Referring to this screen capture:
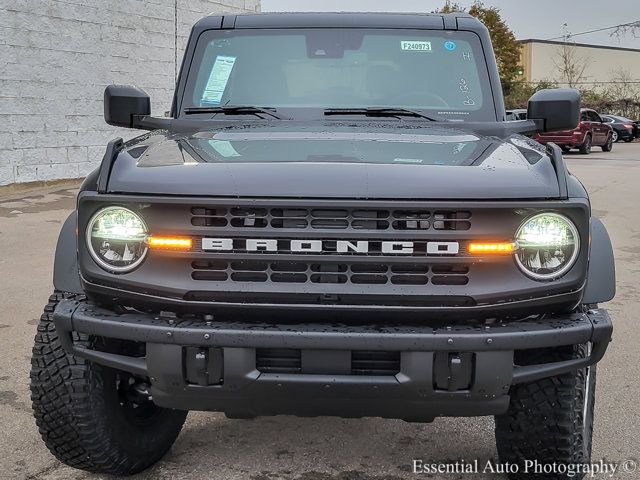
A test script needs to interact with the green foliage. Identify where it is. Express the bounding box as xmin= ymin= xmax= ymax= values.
xmin=504 ymin=81 xmax=555 ymax=109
